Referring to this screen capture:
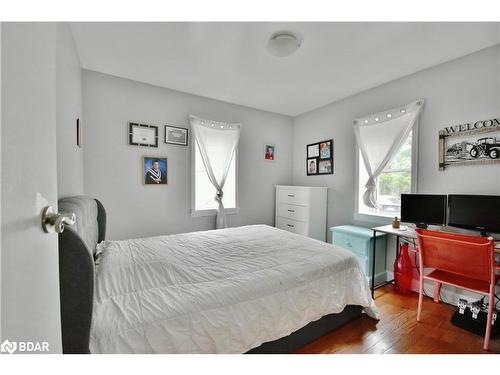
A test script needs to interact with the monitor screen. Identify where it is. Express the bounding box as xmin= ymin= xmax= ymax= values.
xmin=448 ymin=195 xmax=500 ymax=234
xmin=400 ymin=194 xmax=447 ymax=226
